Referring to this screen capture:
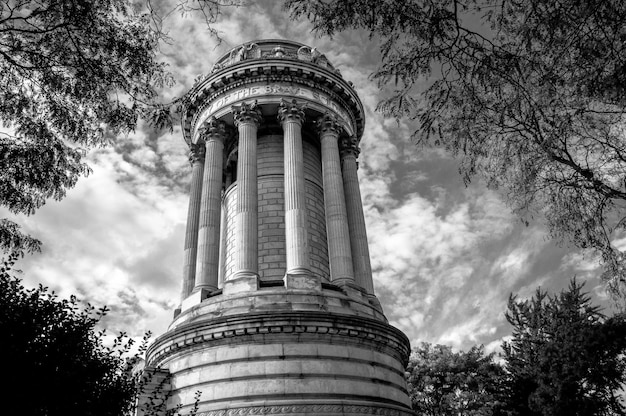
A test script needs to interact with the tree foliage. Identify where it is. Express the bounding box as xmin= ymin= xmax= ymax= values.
xmin=286 ymin=0 xmax=626 ymax=300
xmin=174 ymin=0 xmax=241 ymax=39
xmin=0 ymin=252 xmax=152 ymax=415
xmin=0 ymin=0 xmax=240 ymax=256
xmin=406 ymin=342 xmax=506 ymax=415
xmin=502 ymin=280 xmax=626 ymax=415
xmin=0 ymin=0 xmax=173 ymax=255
